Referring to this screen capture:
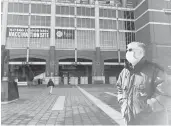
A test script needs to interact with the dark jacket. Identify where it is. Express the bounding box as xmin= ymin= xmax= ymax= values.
xmin=47 ymin=80 xmax=54 ymax=87
xmin=116 ymin=58 xmax=170 ymax=124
